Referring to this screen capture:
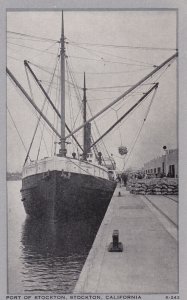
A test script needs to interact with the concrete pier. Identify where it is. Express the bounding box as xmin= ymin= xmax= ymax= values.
xmin=74 ymin=186 xmax=178 ymax=294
